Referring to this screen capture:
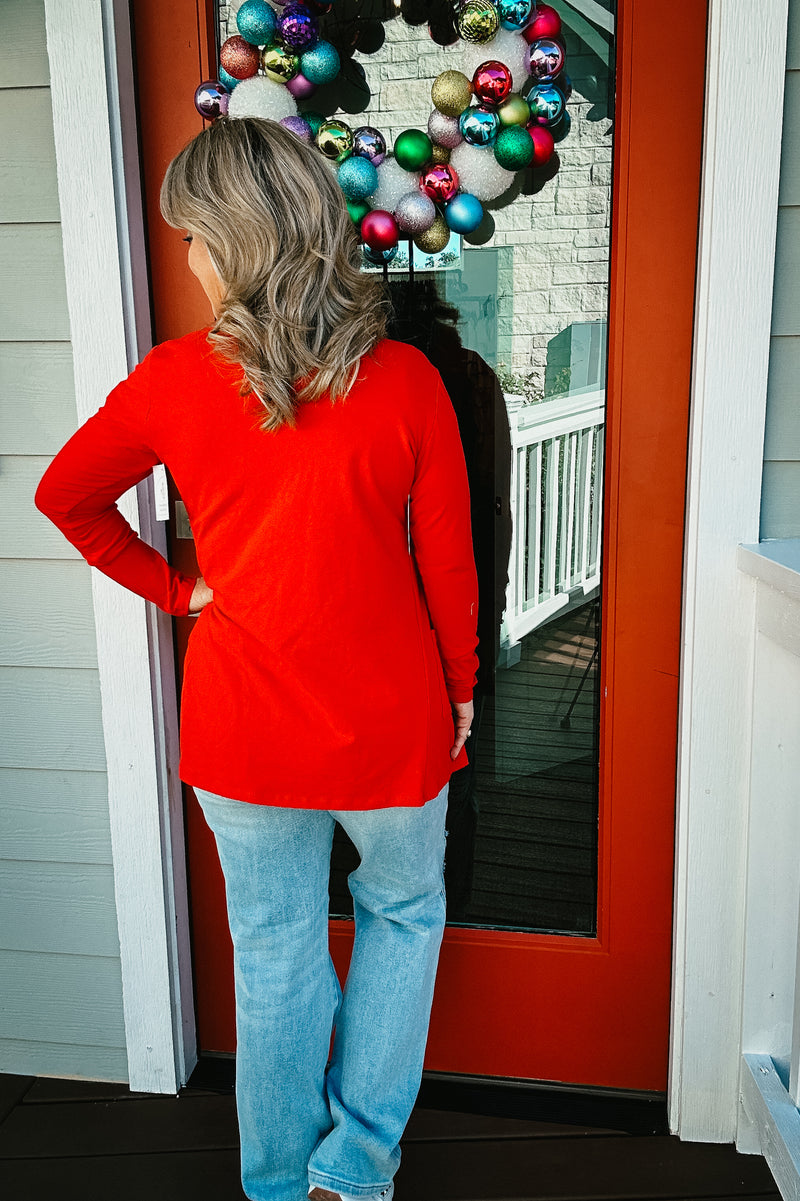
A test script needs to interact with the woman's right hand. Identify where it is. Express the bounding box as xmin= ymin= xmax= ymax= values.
xmin=450 ymin=698 xmax=474 ymax=760
xmin=189 ymin=576 xmax=214 ymax=614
